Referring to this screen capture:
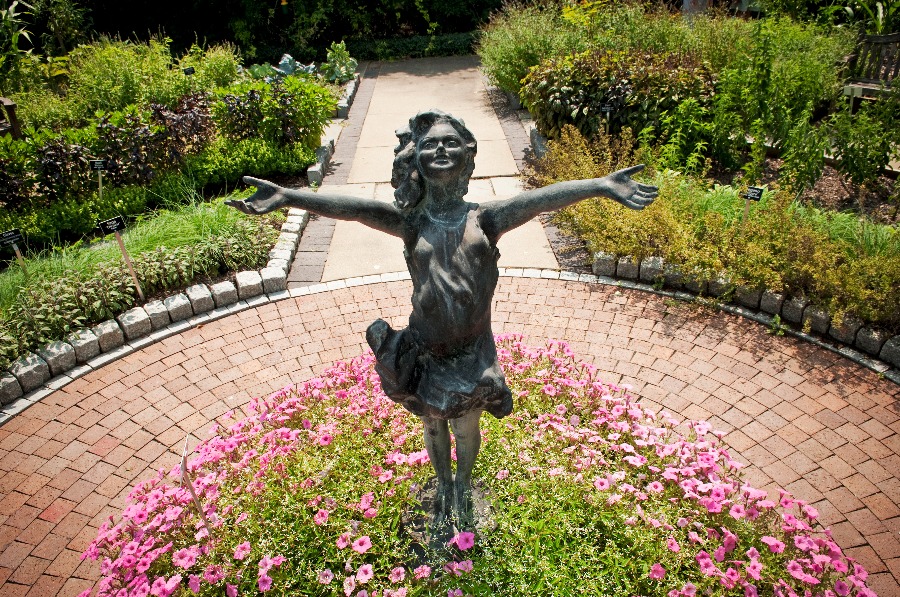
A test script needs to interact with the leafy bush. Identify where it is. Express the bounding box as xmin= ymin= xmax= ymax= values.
xmin=347 ymin=31 xmax=478 ymax=61
xmin=532 ymin=127 xmax=900 ymax=332
xmin=65 ymin=39 xmax=190 ymax=121
xmin=320 ymin=40 xmax=357 ymax=84
xmin=79 ymin=338 xmax=878 ymax=596
xmin=521 ymin=49 xmax=715 ymax=140
xmin=0 ymin=211 xmax=277 ymax=369
xmin=212 ymin=76 xmax=336 ymax=149
xmin=190 ymin=137 xmax=315 ymax=187
xmin=478 ymin=4 xmax=586 ymax=96
xmin=177 ymin=42 xmax=242 ymax=90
